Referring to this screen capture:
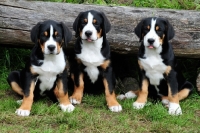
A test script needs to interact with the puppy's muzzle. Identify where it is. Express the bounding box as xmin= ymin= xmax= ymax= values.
xmin=48 ymin=45 xmax=56 ymax=52
xmin=85 ymin=30 xmax=92 ymax=37
xmin=148 ymin=38 xmax=155 ymax=45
